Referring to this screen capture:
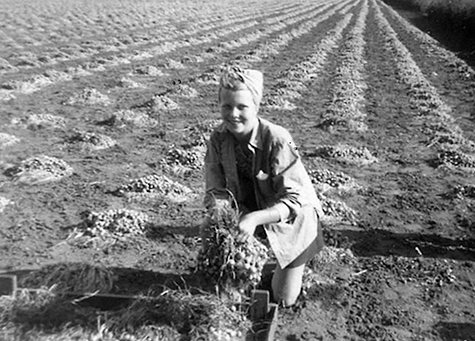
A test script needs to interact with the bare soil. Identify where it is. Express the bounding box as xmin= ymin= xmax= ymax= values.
xmin=0 ymin=0 xmax=474 ymax=340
